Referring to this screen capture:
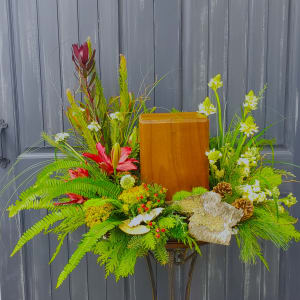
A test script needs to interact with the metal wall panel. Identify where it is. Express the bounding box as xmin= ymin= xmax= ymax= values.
xmin=1 ymin=0 xmax=300 ymax=299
